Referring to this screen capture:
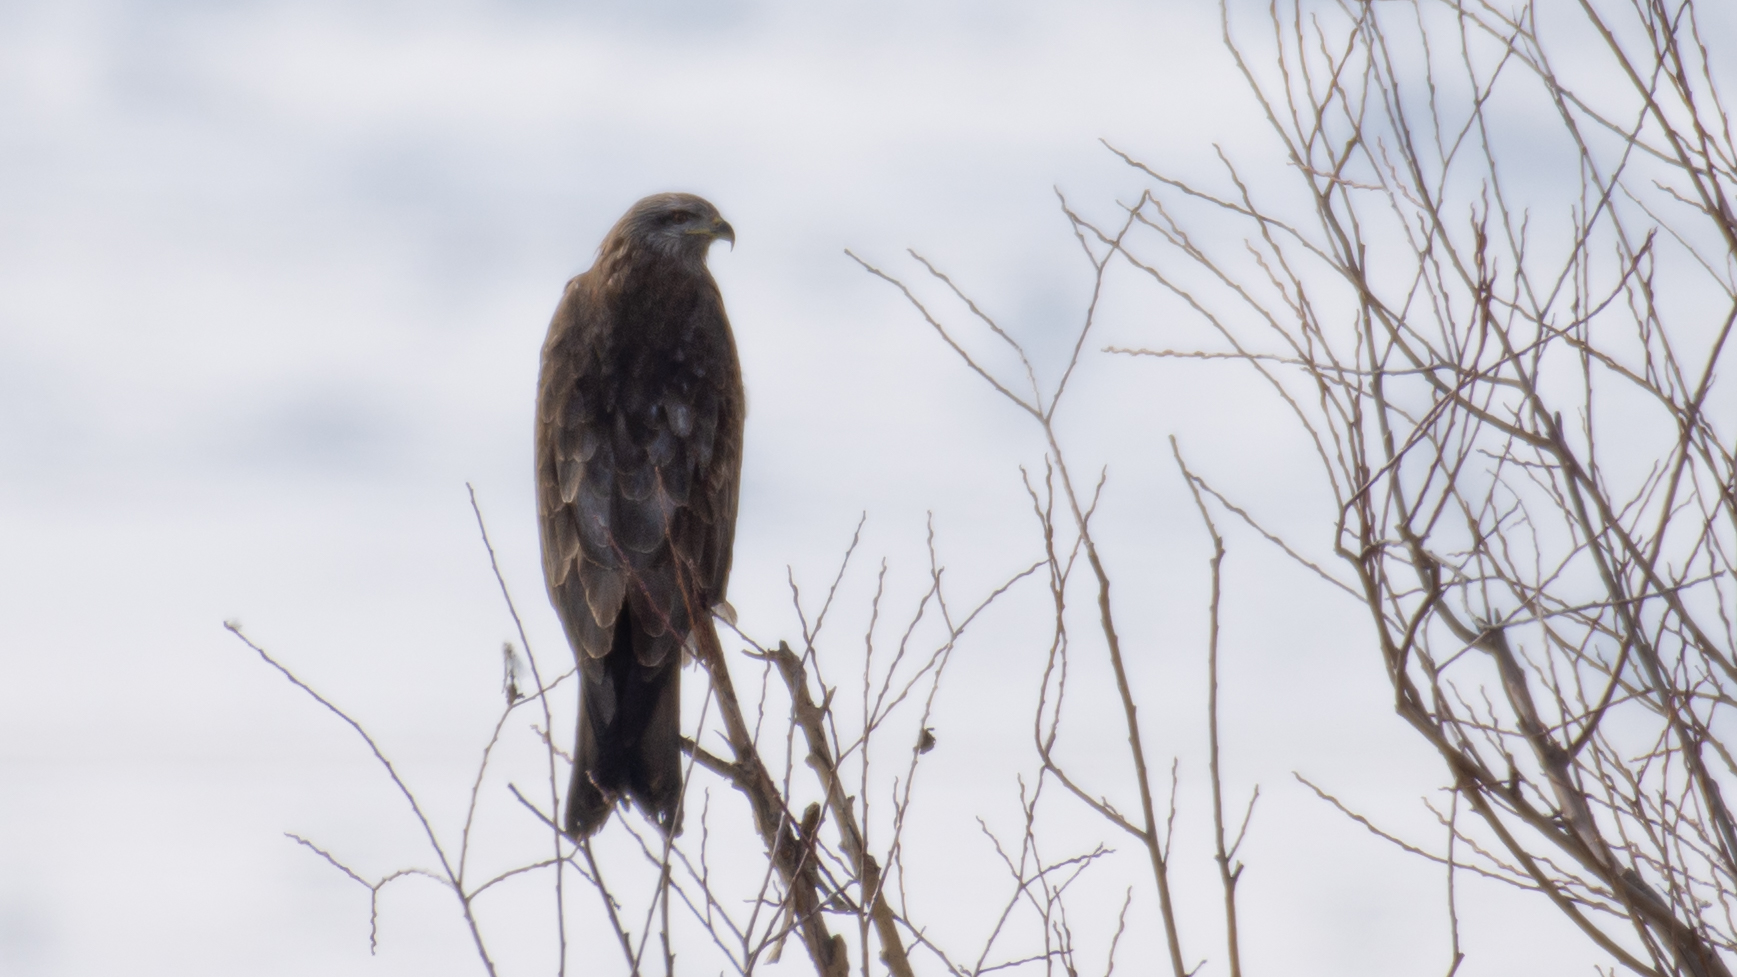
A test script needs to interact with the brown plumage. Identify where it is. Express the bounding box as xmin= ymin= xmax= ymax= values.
xmin=535 ymin=193 xmax=743 ymax=838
